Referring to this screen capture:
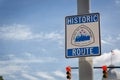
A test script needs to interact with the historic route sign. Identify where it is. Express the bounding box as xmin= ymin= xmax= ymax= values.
xmin=65 ymin=13 xmax=101 ymax=58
